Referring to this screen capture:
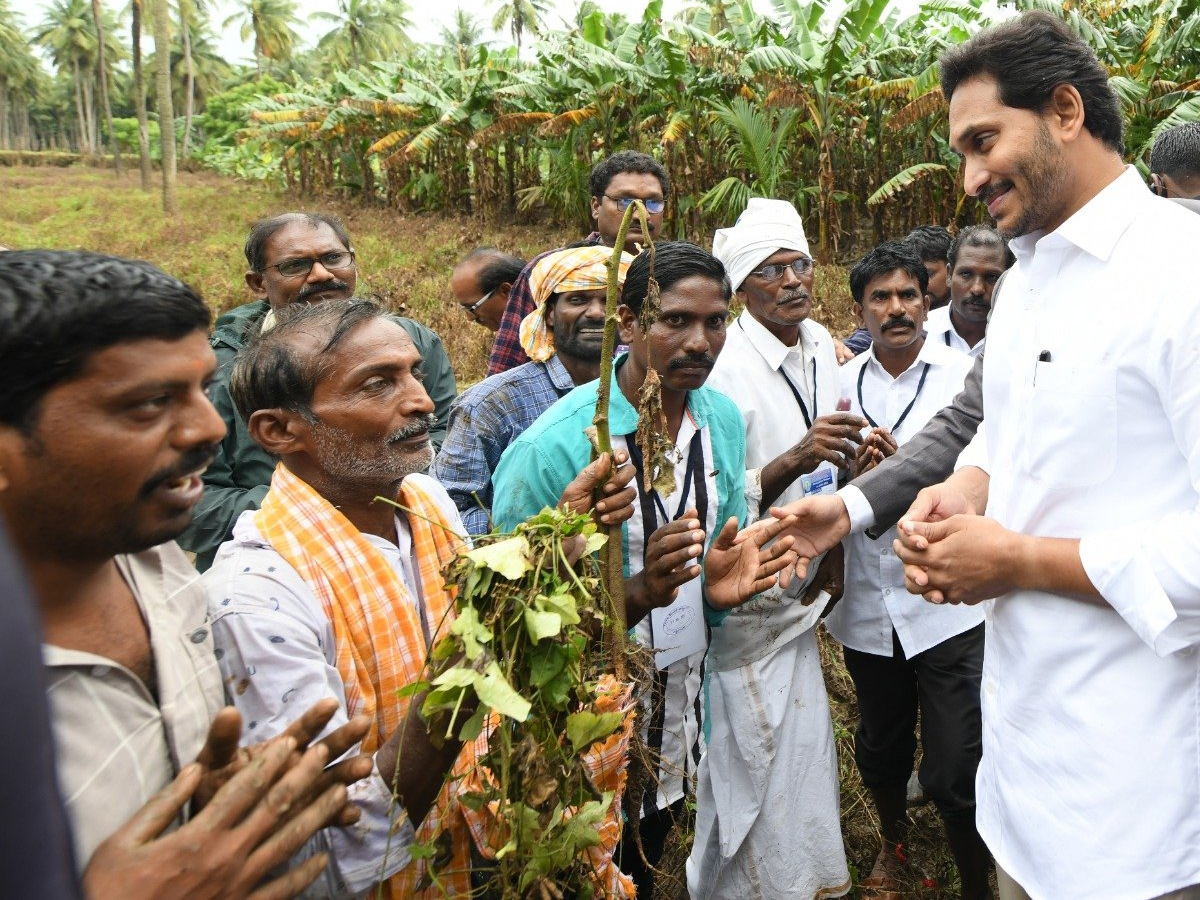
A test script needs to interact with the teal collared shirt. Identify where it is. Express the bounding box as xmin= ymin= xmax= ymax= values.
xmin=492 ymin=357 xmax=748 ymax=625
